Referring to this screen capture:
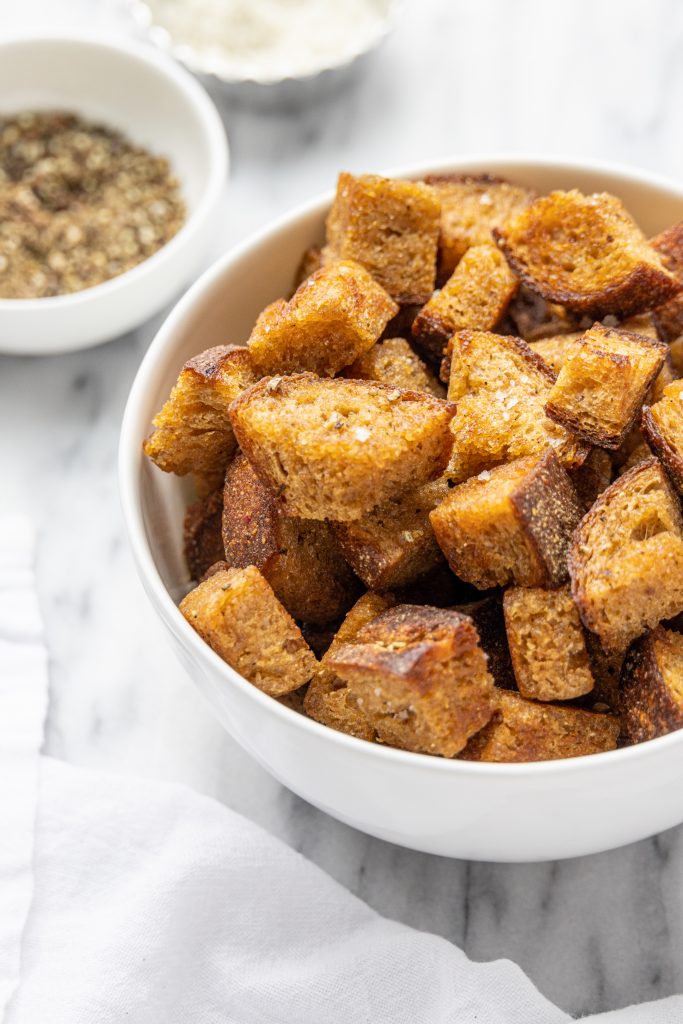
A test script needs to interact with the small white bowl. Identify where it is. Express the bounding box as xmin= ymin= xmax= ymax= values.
xmin=120 ymin=156 xmax=683 ymax=862
xmin=127 ymin=0 xmax=399 ymax=108
xmin=0 ymin=34 xmax=228 ymax=355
